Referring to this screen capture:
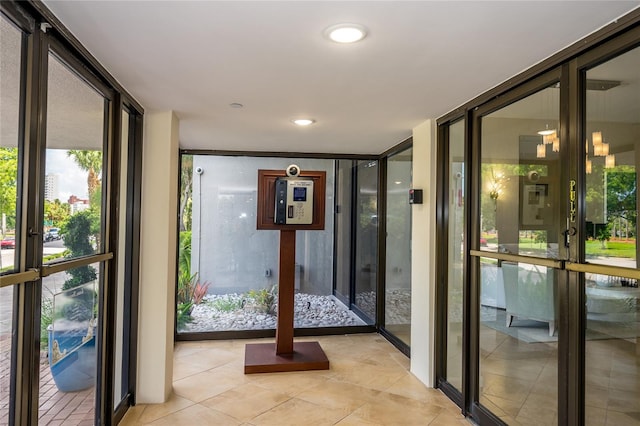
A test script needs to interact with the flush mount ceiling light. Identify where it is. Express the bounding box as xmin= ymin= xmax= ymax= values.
xmin=324 ymin=23 xmax=367 ymax=43
xmin=292 ymin=119 xmax=315 ymax=126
